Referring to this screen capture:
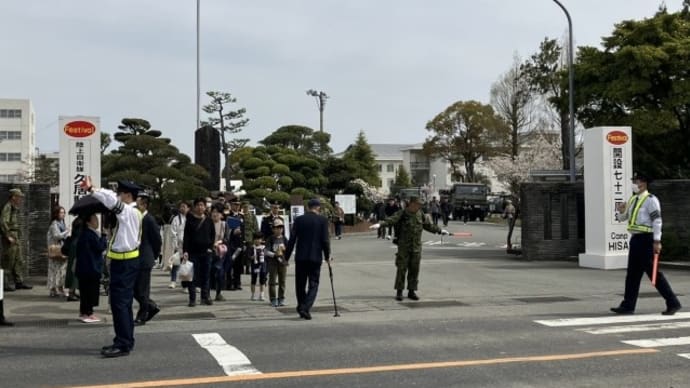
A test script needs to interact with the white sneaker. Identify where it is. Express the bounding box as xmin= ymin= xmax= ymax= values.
xmin=259 ymin=293 xmax=265 ymax=301
xmin=83 ymin=315 xmax=101 ymax=323
xmin=169 ymin=282 xmax=176 ymax=289
xmin=386 ymin=235 xmax=391 ymax=240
